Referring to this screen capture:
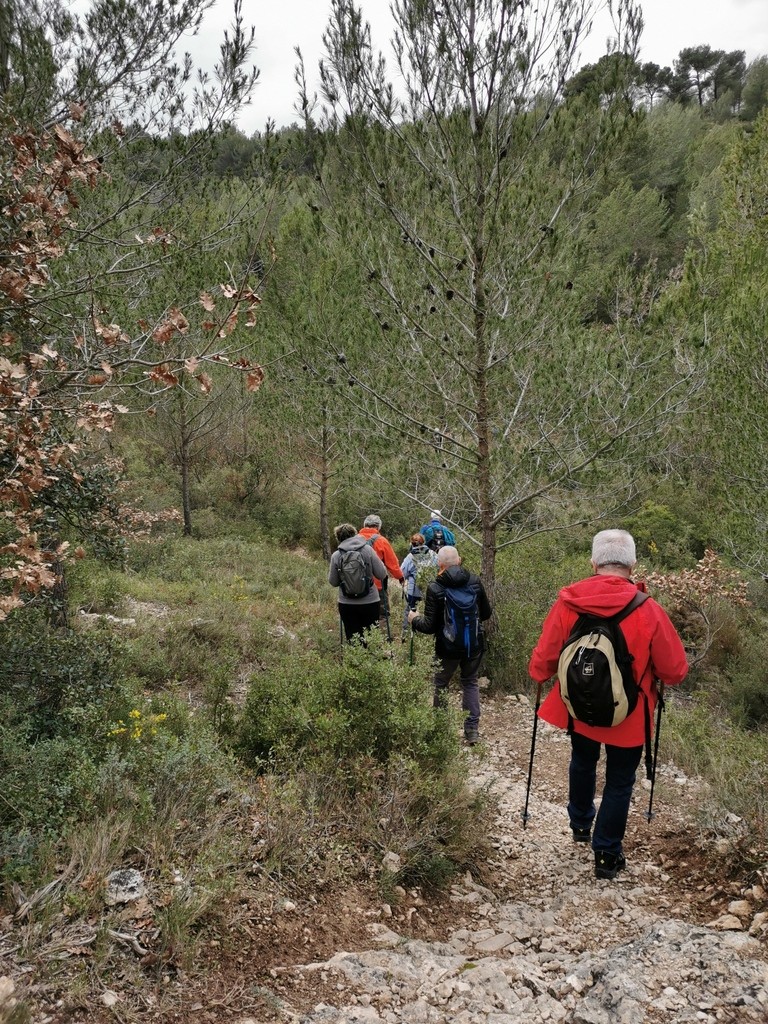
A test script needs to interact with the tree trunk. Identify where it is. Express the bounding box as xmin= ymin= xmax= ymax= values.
xmin=468 ymin=32 xmax=497 ymax=604
xmin=179 ymin=391 xmax=193 ymax=537
xmin=48 ymin=557 xmax=69 ymax=629
xmin=320 ymin=407 xmax=331 ymax=561
xmin=42 ymin=517 xmax=69 ymax=628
